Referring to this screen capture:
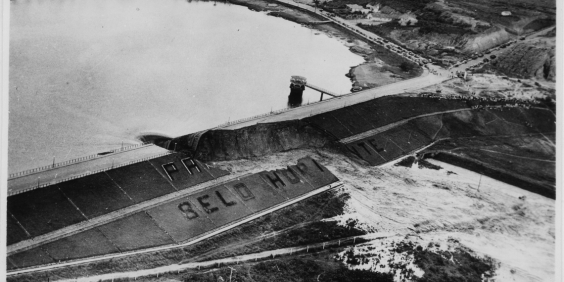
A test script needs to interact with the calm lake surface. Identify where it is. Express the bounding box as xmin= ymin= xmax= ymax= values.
xmin=9 ymin=0 xmax=363 ymax=173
